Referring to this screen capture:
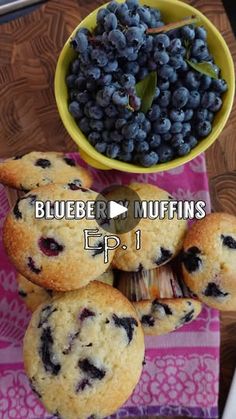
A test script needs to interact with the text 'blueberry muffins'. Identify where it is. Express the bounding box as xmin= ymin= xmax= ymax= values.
xmin=3 ymin=184 xmax=116 ymax=291
xmin=182 ymin=212 xmax=236 ymax=311
xmin=112 ymin=182 xmax=187 ymax=271
xmin=0 ymin=151 xmax=93 ymax=191
xmin=23 ymin=281 xmax=145 ymax=419
xmin=116 ymin=264 xmax=202 ymax=335
xmin=17 ymin=269 xmax=114 ymax=312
